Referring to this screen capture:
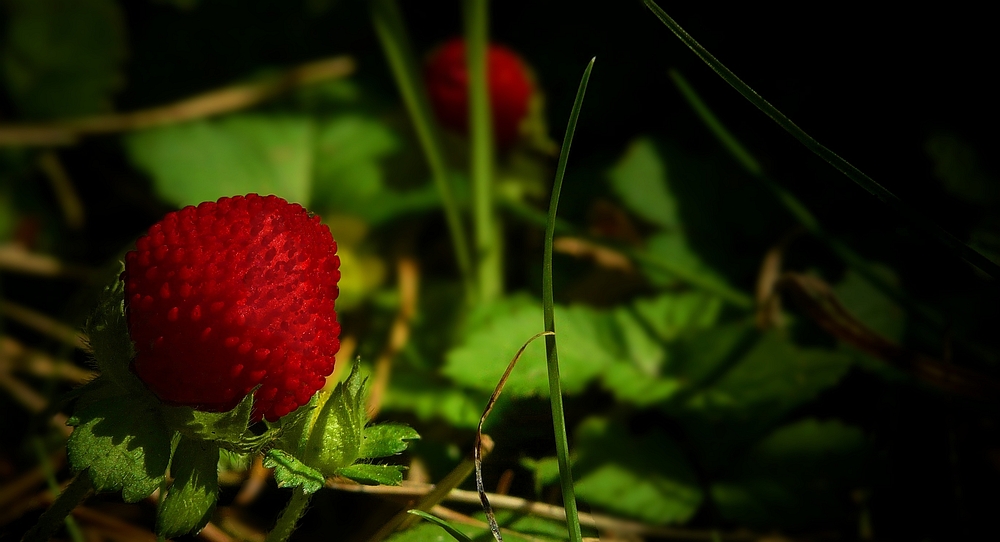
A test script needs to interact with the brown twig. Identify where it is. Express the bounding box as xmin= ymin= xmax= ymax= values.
xmin=0 ymin=336 xmax=97 ymax=384
xmin=37 ymin=151 xmax=85 ymax=230
xmin=754 ymin=228 xmax=802 ymax=330
xmin=365 ymin=438 xmax=492 ymax=541
xmin=0 ymin=300 xmax=88 ymax=350
xmin=330 ymin=480 xmax=758 ymax=541
xmin=0 ymin=244 xmax=100 ymax=282
xmin=778 ymin=272 xmax=1000 ymax=400
xmin=0 ymin=369 xmax=72 ymax=437
xmin=366 ymin=255 xmax=419 ymax=418
xmin=0 ymin=56 xmax=355 ymax=147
